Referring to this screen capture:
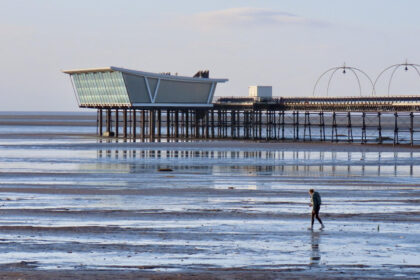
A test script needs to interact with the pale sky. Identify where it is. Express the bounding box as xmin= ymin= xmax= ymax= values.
xmin=1 ymin=0 xmax=420 ymax=111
